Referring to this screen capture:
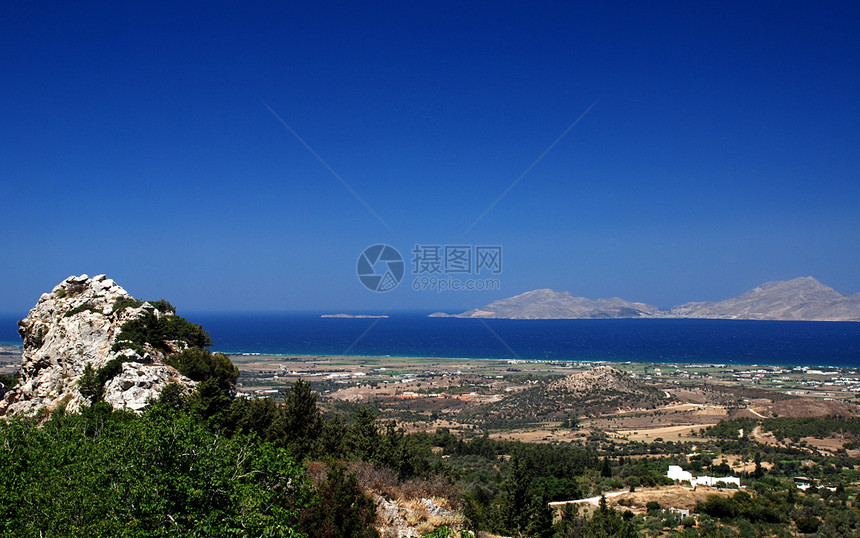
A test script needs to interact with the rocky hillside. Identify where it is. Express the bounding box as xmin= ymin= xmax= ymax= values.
xmin=1 ymin=274 xmax=195 ymax=416
xmin=468 ymin=366 xmax=666 ymax=425
xmin=548 ymin=365 xmax=653 ymax=395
